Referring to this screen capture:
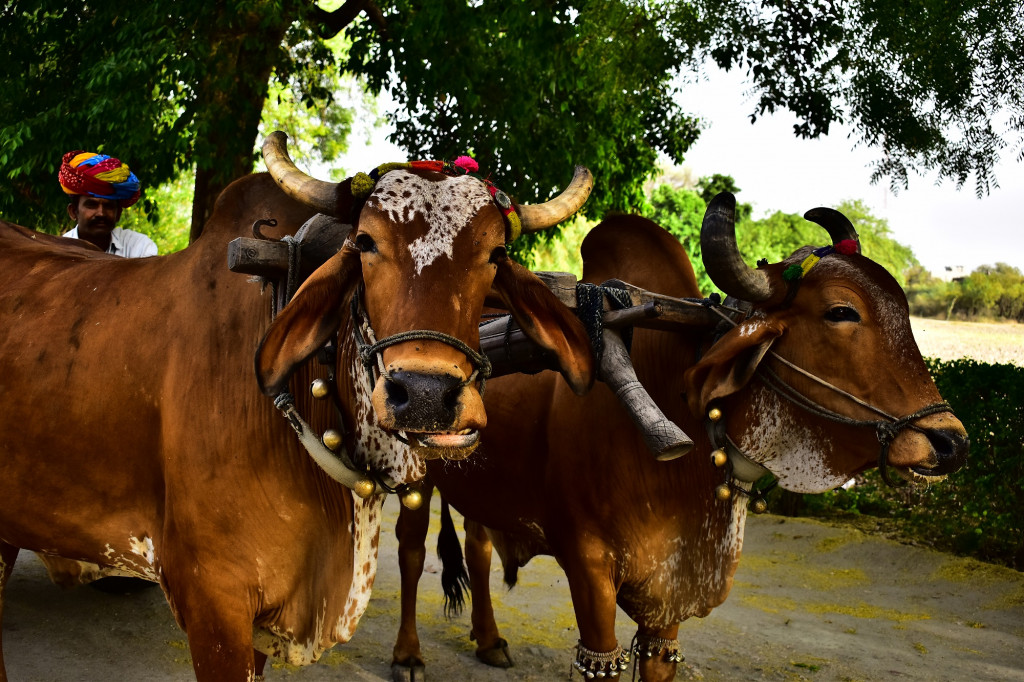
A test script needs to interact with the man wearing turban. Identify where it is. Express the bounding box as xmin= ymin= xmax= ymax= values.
xmin=59 ymin=151 xmax=158 ymax=257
